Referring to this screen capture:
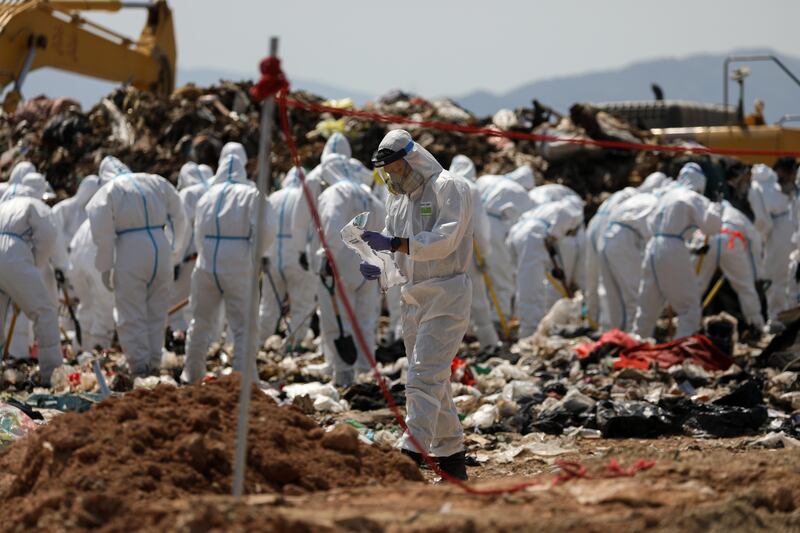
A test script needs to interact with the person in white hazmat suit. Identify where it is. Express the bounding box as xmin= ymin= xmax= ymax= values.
xmin=314 ymin=153 xmax=385 ymax=386
xmin=748 ymin=160 xmax=797 ymax=330
xmin=2 ymin=173 xmax=69 ymax=358
xmin=258 ymin=166 xmax=318 ymax=348
xmin=362 ymin=129 xmax=473 ymax=480
xmin=69 ymin=219 xmax=115 ymax=350
xmin=582 ymin=172 xmax=671 ymax=327
xmin=632 ymin=163 xmax=723 ymax=339
xmin=449 ymin=155 xmax=499 ymax=352
xmin=86 ymin=156 xmax=187 ymax=376
xmin=0 ymin=183 xmax=63 ymax=383
xmin=169 ymin=162 xmax=213 ymax=333
xmin=474 ymin=170 xmax=533 ymax=322
xmin=182 ymin=154 xmax=271 ymax=383
xmin=692 ymin=201 xmax=766 ymax=333
xmin=526 ymin=185 xmax=586 ymax=310
xmin=598 ymin=191 xmax=658 ymax=331
xmin=506 ymin=199 xmax=584 ymax=338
